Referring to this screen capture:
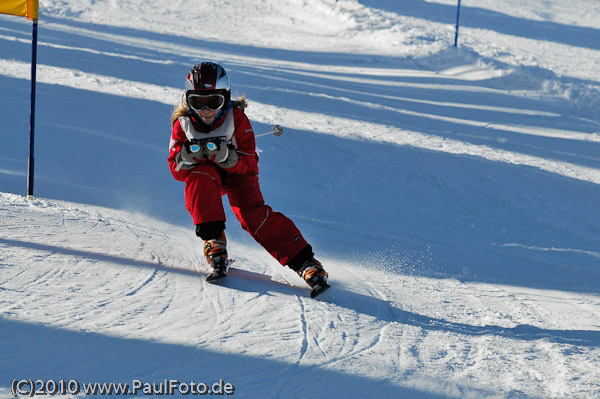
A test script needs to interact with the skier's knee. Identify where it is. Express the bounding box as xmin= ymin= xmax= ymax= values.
xmin=196 ymin=221 xmax=226 ymax=240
